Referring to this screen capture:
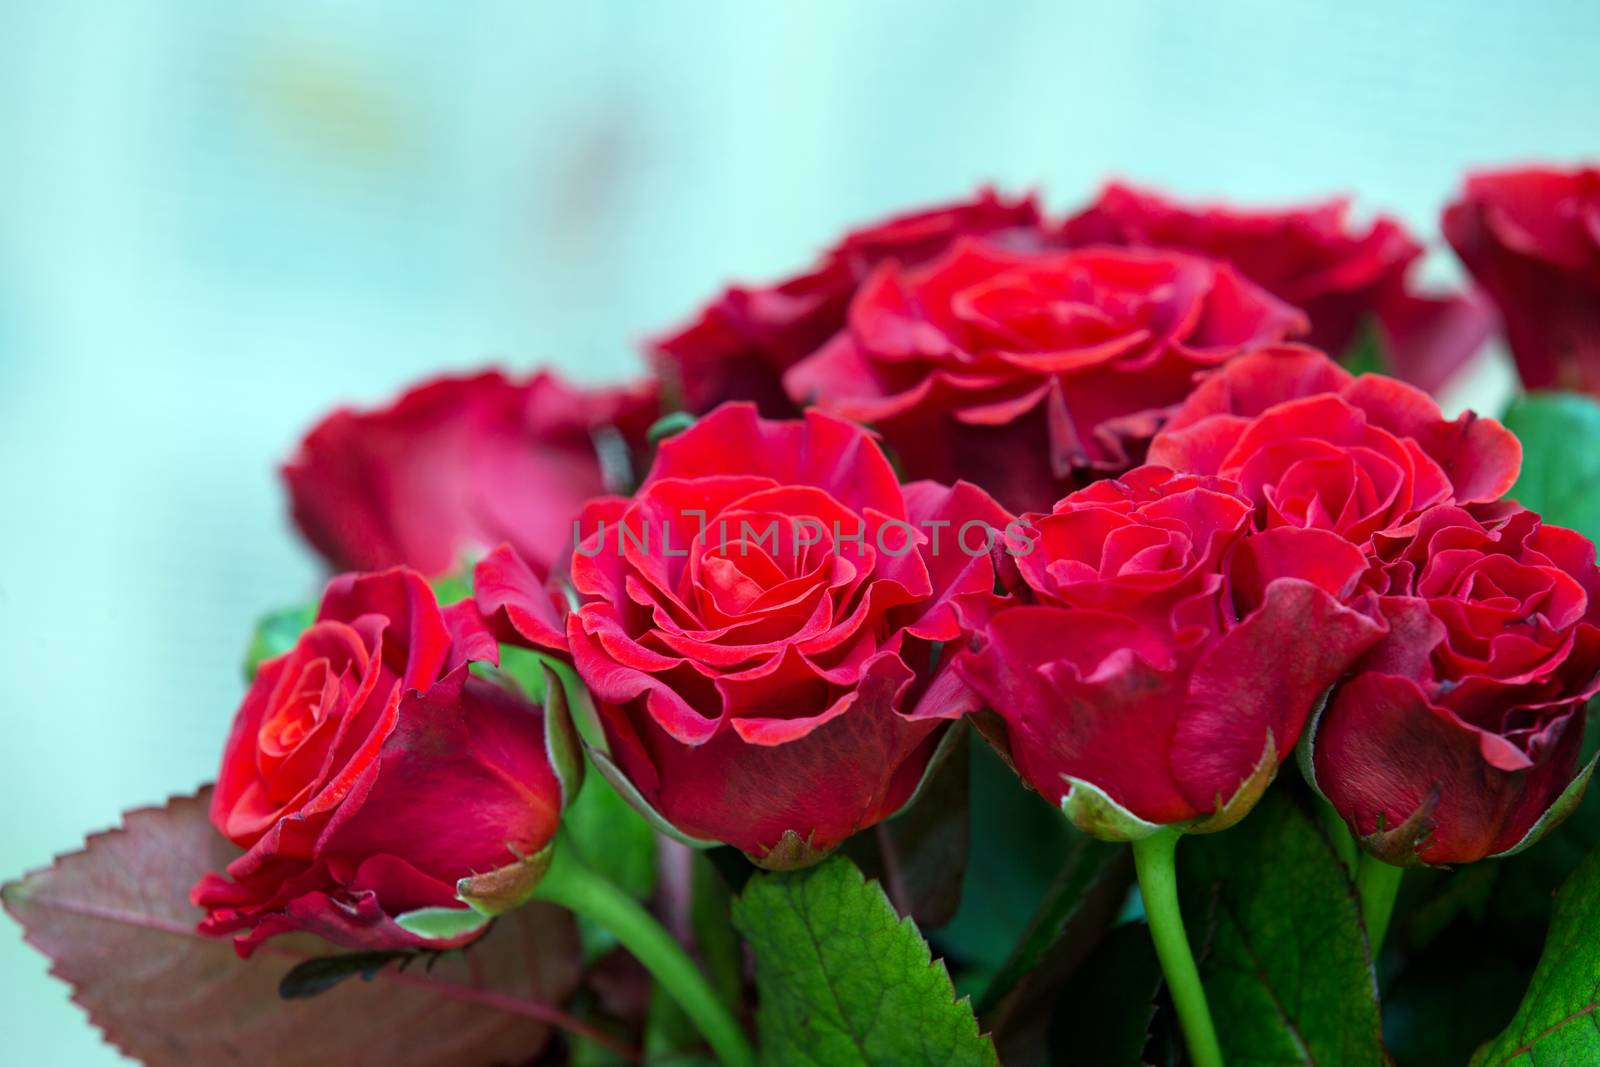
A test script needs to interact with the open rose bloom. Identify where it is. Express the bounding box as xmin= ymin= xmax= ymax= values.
xmin=561 ymin=403 xmax=1010 ymax=866
xmin=192 ymin=569 xmax=573 ymax=955
xmin=16 ymin=170 xmax=1600 ymax=1067
xmin=1307 ymin=506 xmax=1600 ymax=864
xmin=957 ymin=466 xmax=1383 ymax=837
xmin=1062 ymin=181 xmax=1491 ymax=393
xmin=785 ymin=240 xmax=1307 ymax=513
xmin=652 ymin=187 xmax=1050 ymax=417
xmin=284 ymin=369 xmax=657 ymax=578
xmin=1445 ymin=166 xmax=1600 ymax=394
